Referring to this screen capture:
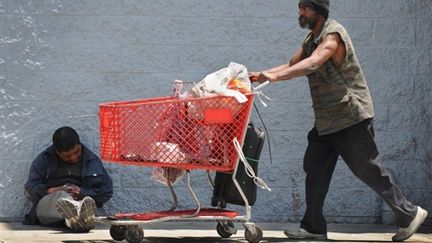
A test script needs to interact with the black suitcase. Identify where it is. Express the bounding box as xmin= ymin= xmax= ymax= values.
xmin=211 ymin=122 xmax=265 ymax=208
